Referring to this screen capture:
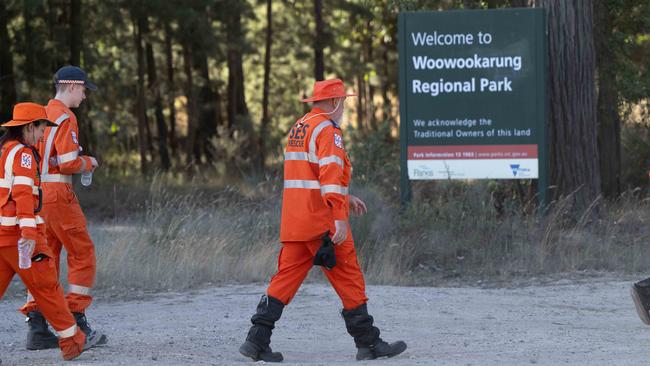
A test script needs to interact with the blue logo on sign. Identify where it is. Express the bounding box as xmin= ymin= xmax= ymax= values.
xmin=510 ymin=164 xmax=520 ymax=176
xmin=510 ymin=164 xmax=531 ymax=177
